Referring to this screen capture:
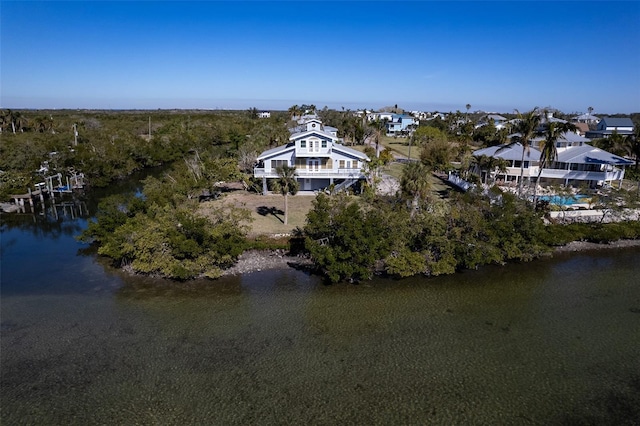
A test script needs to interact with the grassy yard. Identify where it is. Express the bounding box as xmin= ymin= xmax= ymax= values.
xmin=199 ymin=190 xmax=316 ymax=236
xmin=380 ymin=135 xmax=415 ymax=158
